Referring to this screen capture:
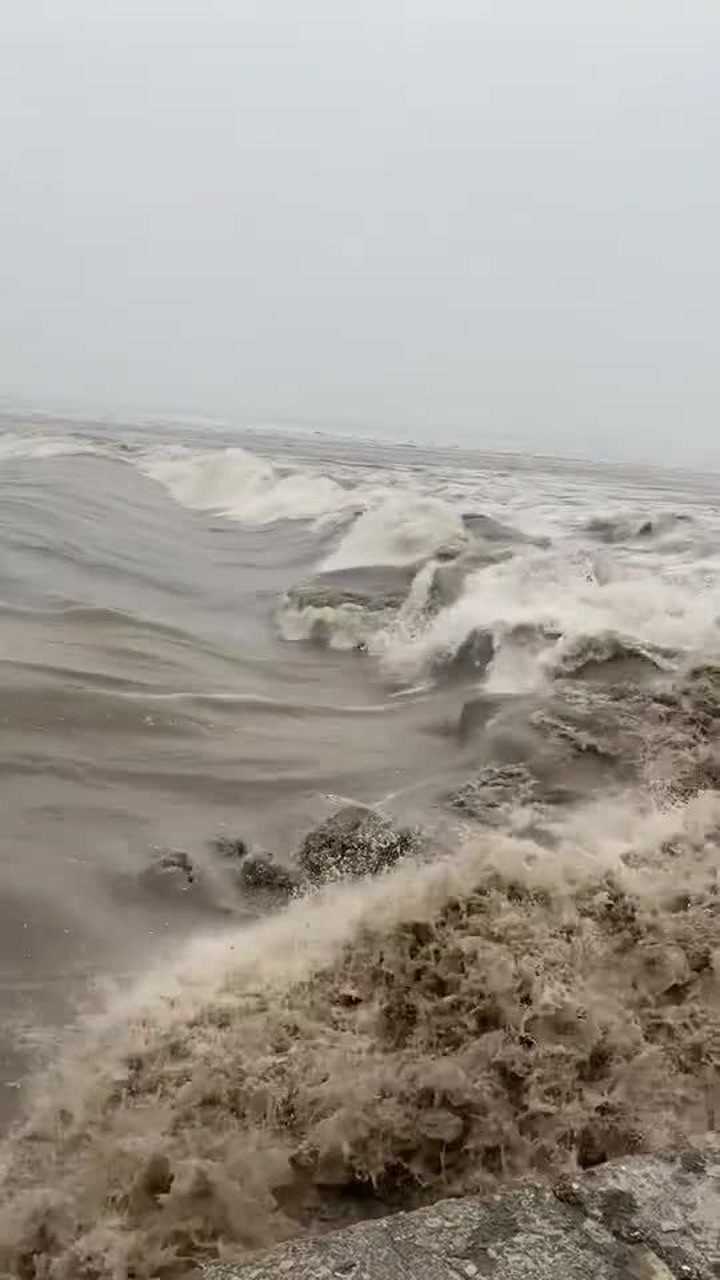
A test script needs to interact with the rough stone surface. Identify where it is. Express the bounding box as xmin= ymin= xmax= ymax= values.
xmin=447 ymin=764 xmax=538 ymax=822
xmin=237 ymin=853 xmax=296 ymax=894
xmin=297 ymin=806 xmax=419 ymax=886
xmin=212 ymin=836 xmax=297 ymax=895
xmin=204 ymin=1152 xmax=720 ymax=1279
